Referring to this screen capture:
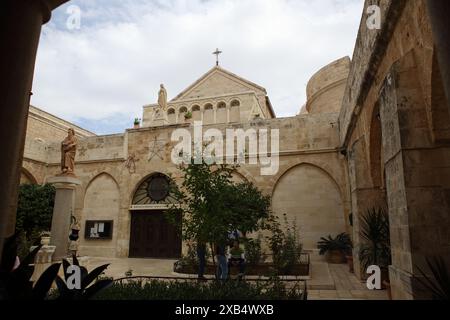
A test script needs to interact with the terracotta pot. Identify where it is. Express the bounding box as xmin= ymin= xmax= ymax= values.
xmin=326 ymin=250 xmax=346 ymax=264
xmin=133 ymin=123 xmax=140 ymax=129
xmin=345 ymin=255 xmax=354 ymax=273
